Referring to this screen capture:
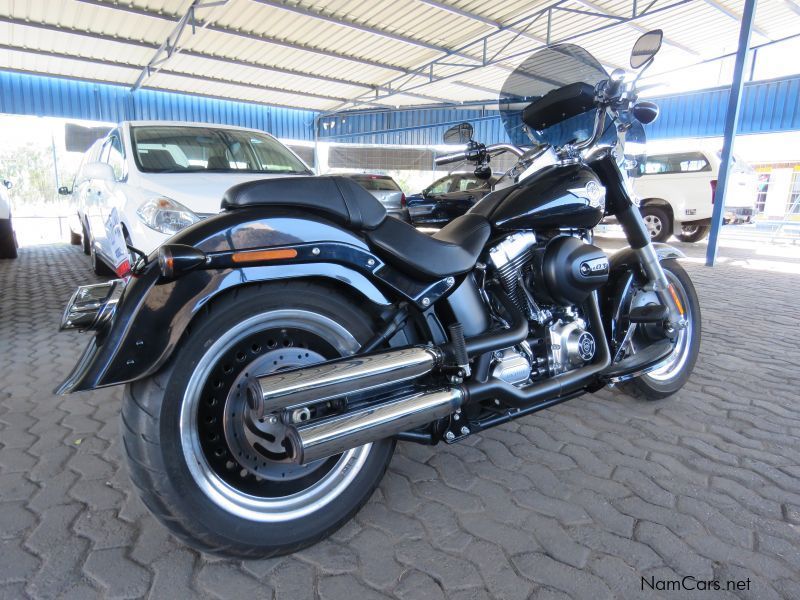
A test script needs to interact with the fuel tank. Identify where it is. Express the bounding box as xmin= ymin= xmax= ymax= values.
xmin=470 ymin=162 xmax=605 ymax=230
